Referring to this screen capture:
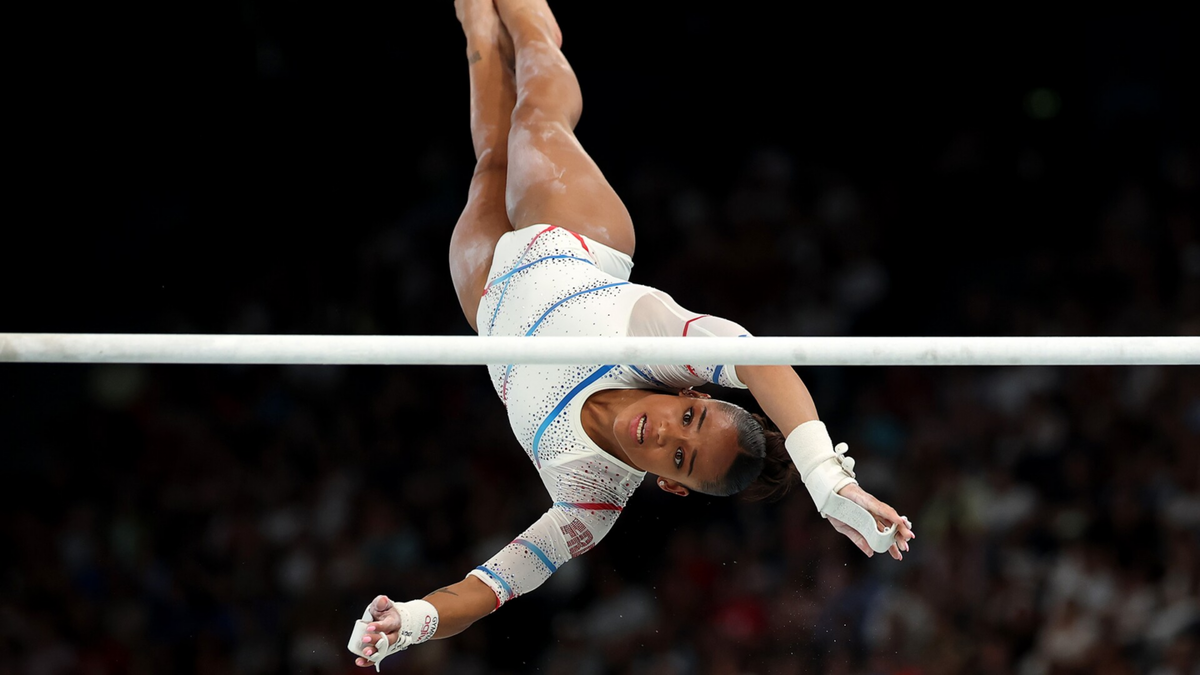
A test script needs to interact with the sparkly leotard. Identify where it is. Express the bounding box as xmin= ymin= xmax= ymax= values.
xmin=468 ymin=225 xmax=751 ymax=608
